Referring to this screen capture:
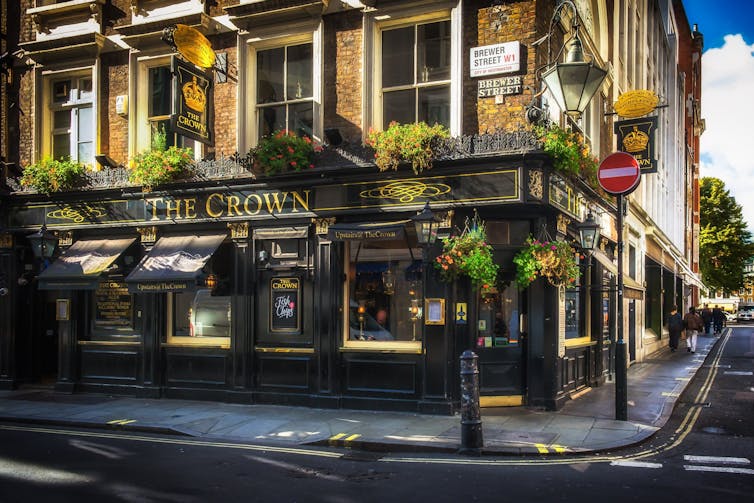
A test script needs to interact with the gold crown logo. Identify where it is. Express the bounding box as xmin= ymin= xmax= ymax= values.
xmin=182 ymin=76 xmax=206 ymax=112
xmin=622 ymin=126 xmax=649 ymax=153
